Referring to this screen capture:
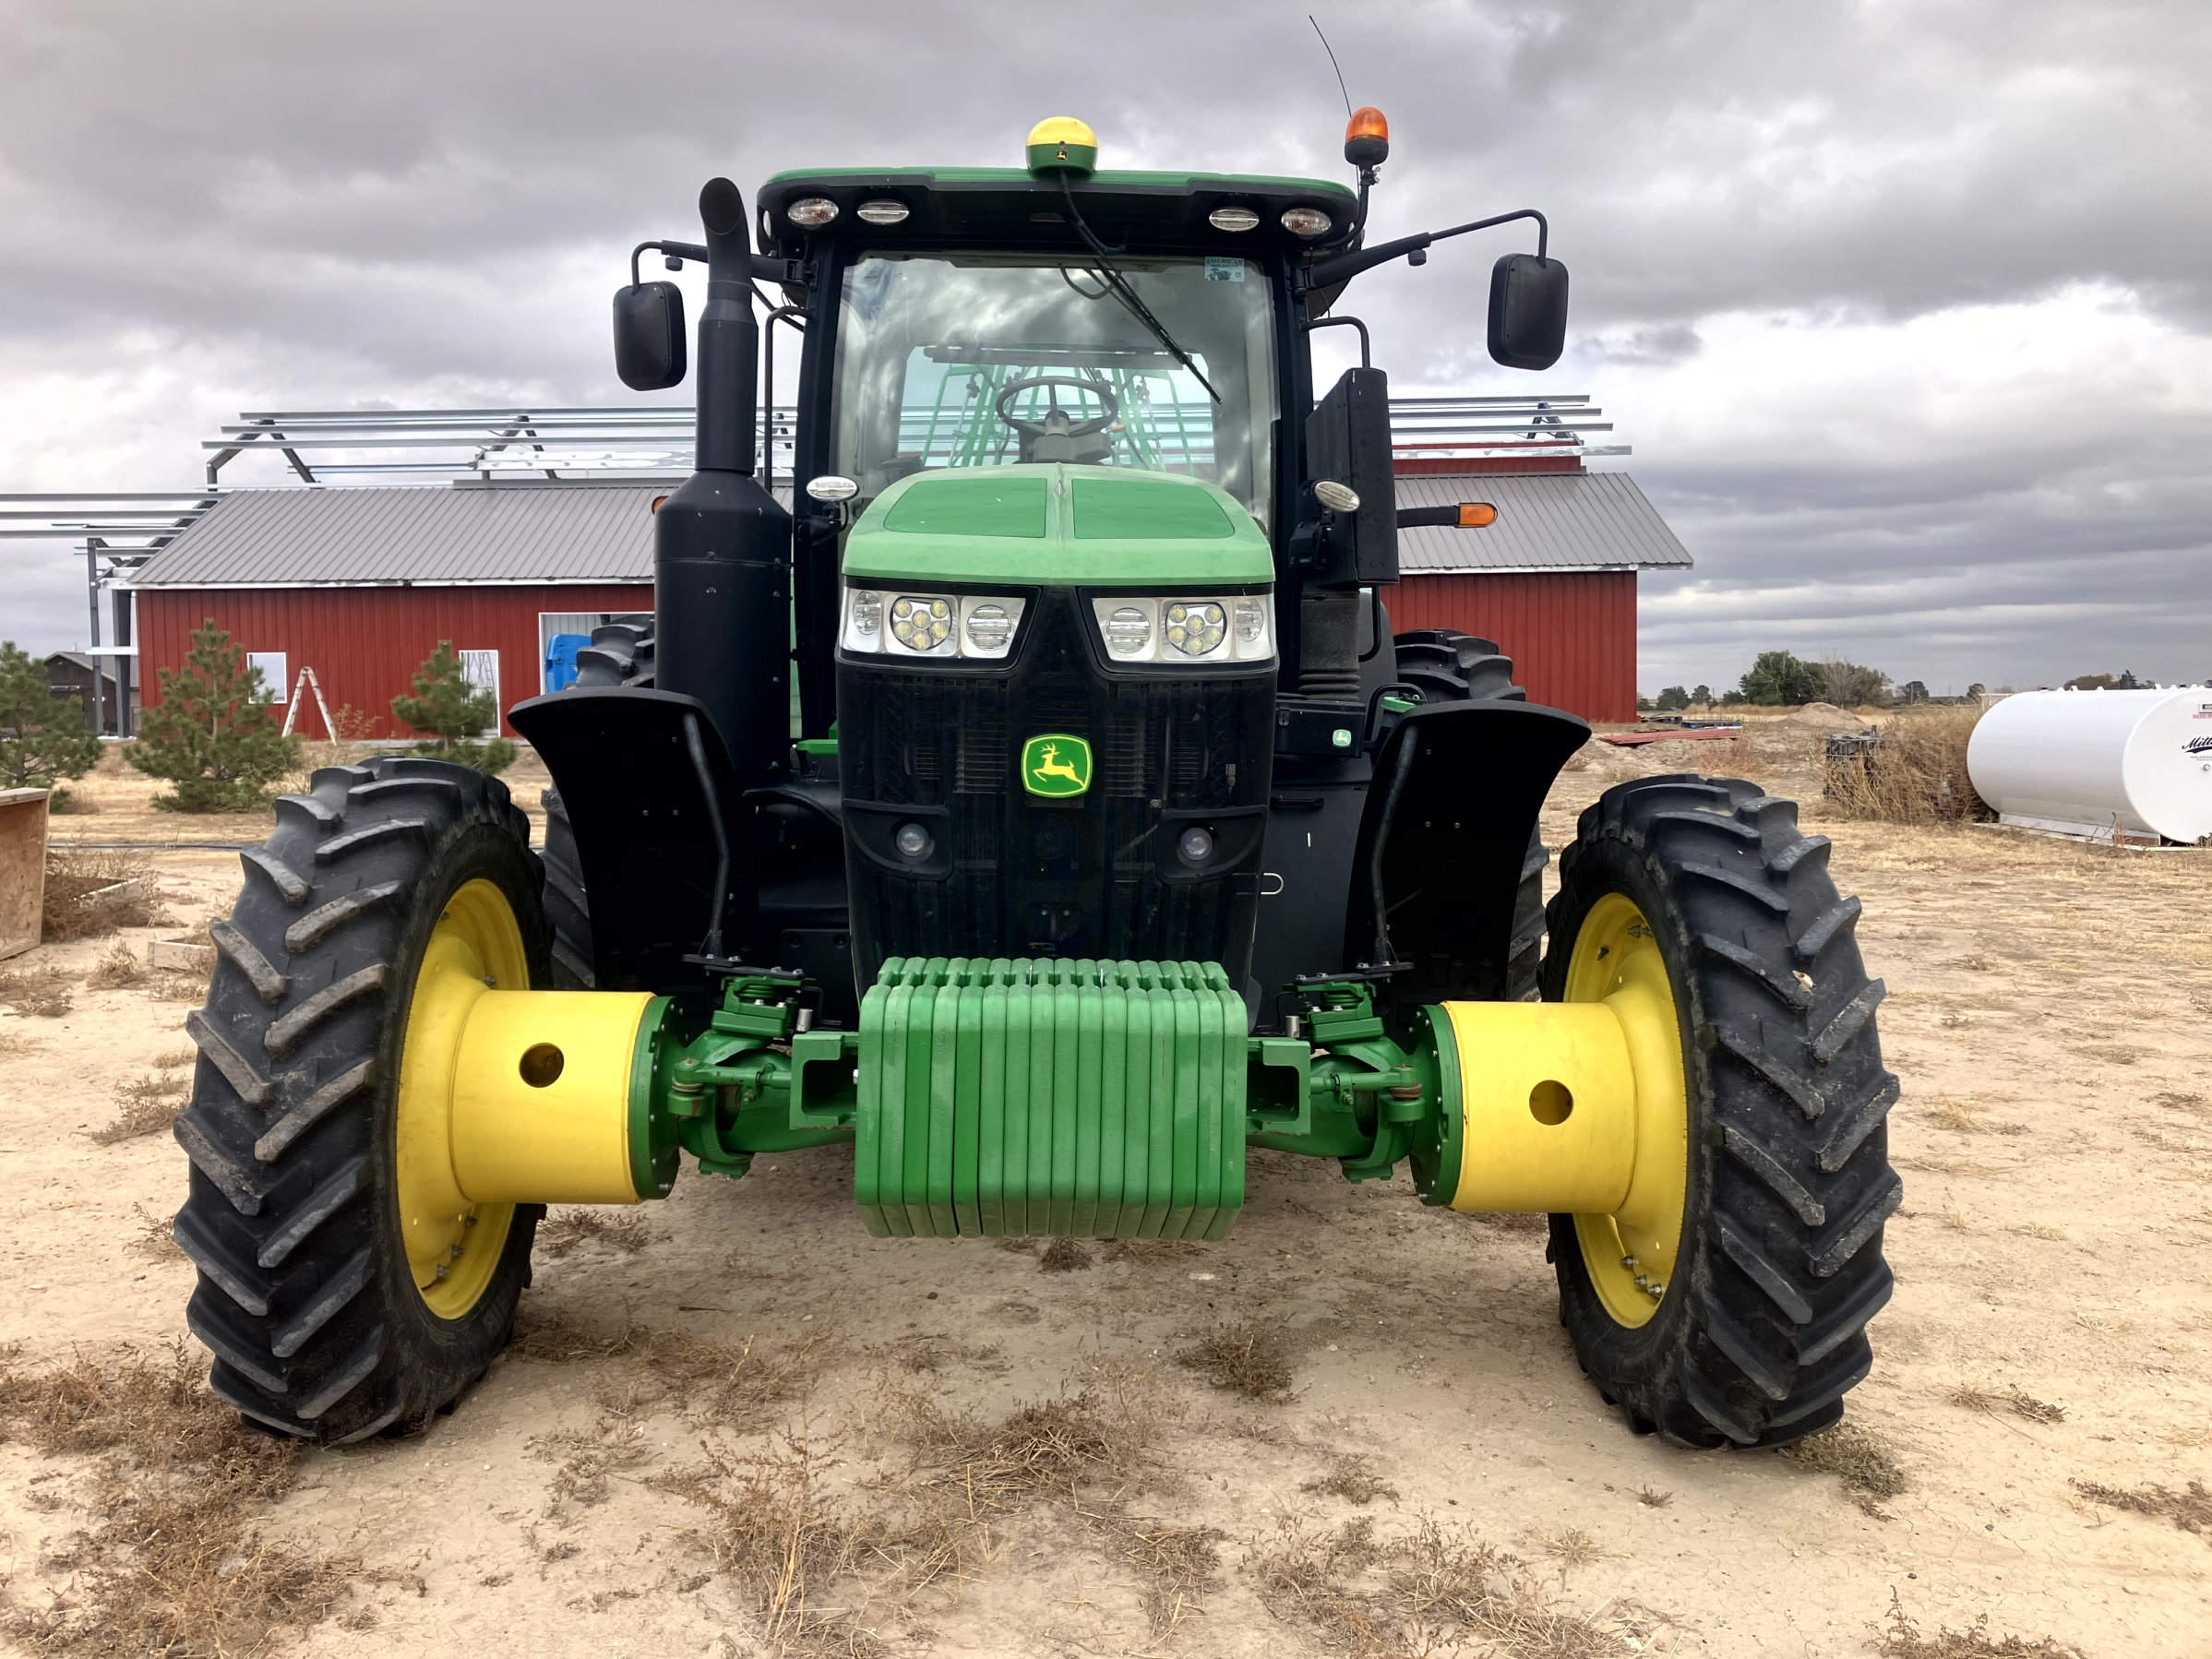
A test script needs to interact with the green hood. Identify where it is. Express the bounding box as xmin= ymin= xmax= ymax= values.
xmin=841 ymin=465 xmax=1273 ymax=589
